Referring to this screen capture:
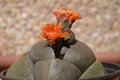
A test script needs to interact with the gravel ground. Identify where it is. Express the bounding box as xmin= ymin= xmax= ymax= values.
xmin=0 ymin=0 xmax=120 ymax=55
